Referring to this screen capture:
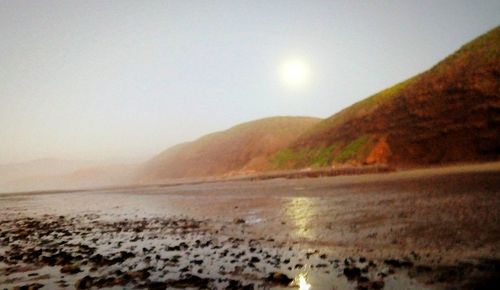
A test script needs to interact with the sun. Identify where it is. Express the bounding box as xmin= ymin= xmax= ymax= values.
xmin=280 ymin=58 xmax=310 ymax=87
